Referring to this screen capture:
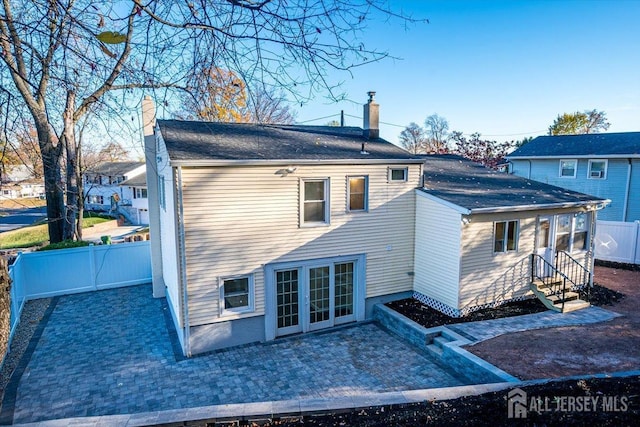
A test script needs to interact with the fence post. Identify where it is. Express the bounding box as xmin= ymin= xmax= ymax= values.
xmin=89 ymin=244 xmax=97 ymax=290
xmin=634 ymin=221 xmax=640 ymax=265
